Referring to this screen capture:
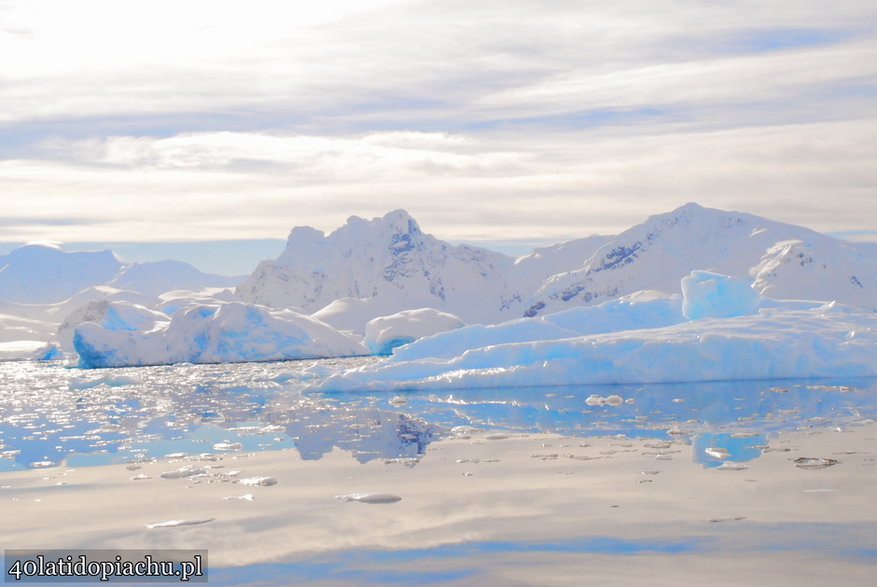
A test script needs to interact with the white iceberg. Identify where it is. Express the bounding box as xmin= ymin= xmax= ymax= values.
xmin=364 ymin=308 xmax=465 ymax=355
xmin=74 ymin=301 xmax=366 ymax=368
xmin=389 ymin=290 xmax=684 ymax=363
xmin=312 ymin=281 xmax=877 ymax=391
xmin=681 ymin=271 xmax=760 ymax=320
